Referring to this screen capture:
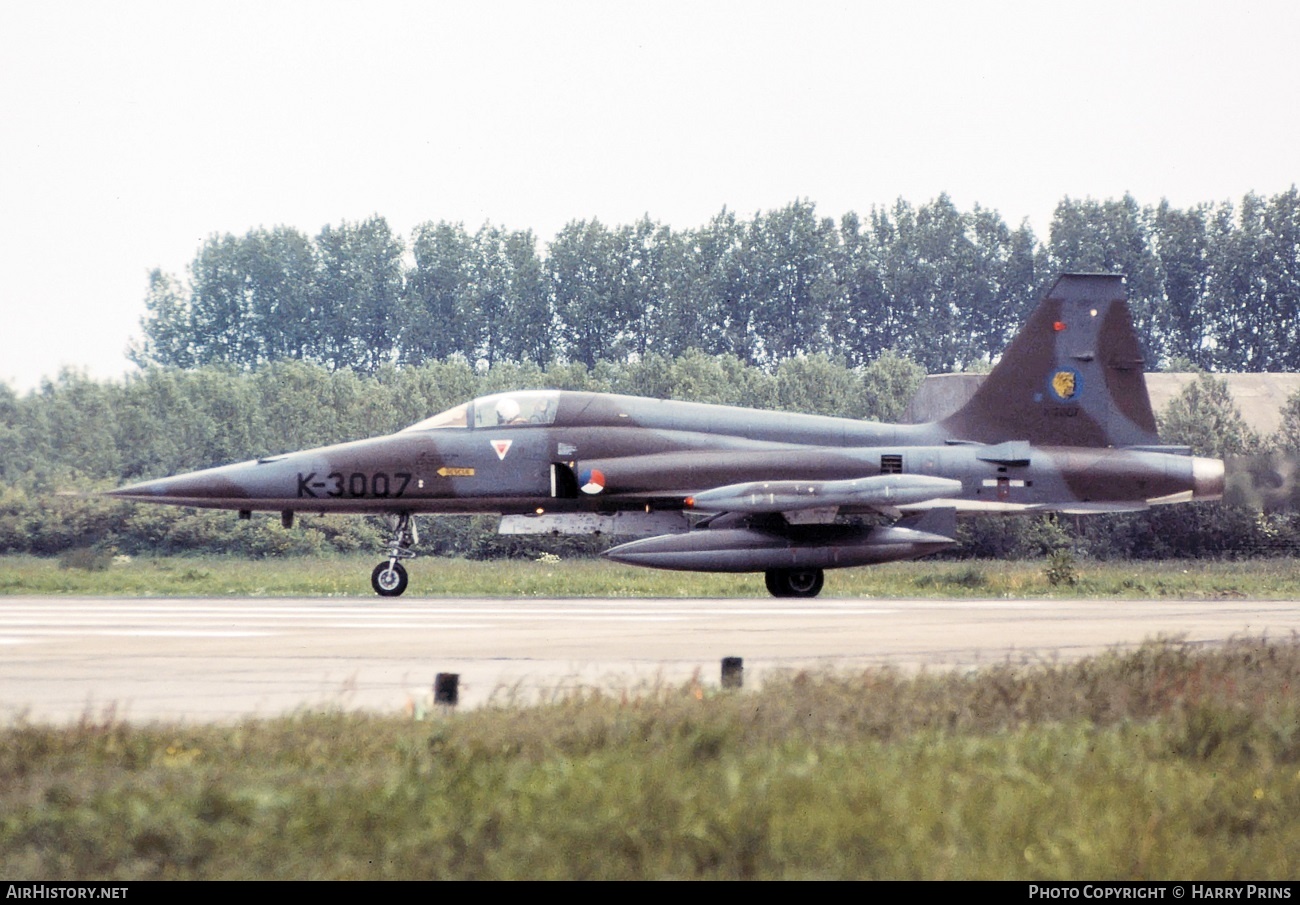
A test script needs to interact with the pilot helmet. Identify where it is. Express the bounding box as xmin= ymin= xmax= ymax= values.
xmin=496 ymin=397 xmax=521 ymax=423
